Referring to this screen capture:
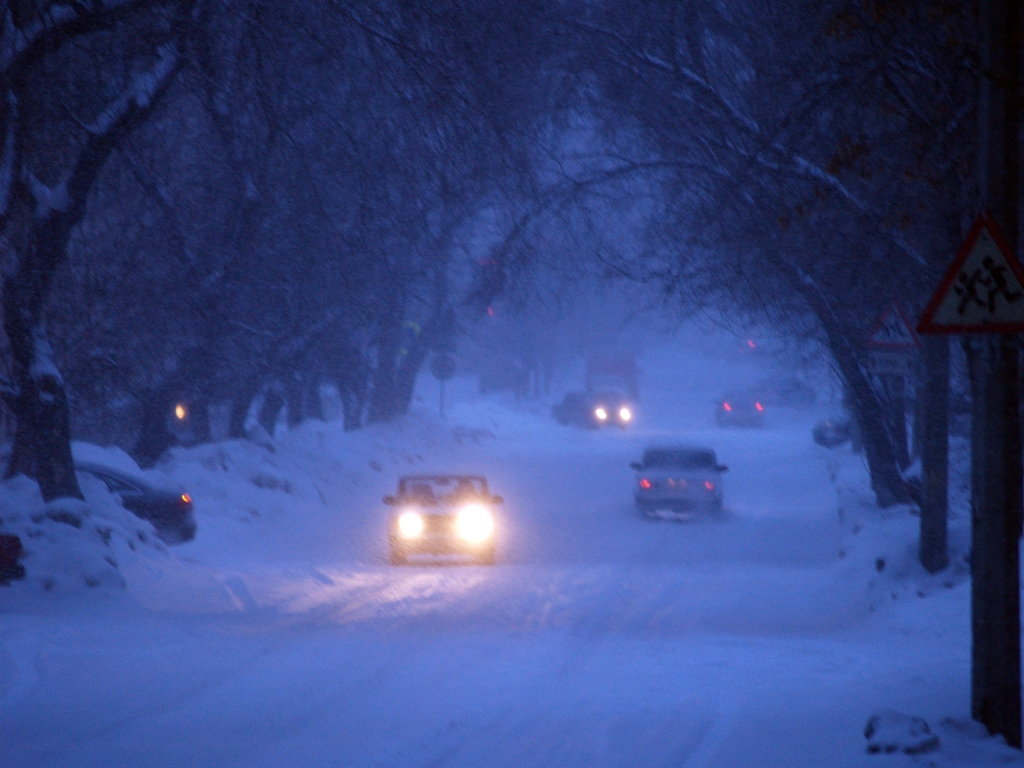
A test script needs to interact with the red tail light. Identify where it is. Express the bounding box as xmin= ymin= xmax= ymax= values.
xmin=639 ymin=478 xmax=651 ymax=489
xmin=181 ymin=493 xmax=192 ymax=504
xmin=755 ymin=402 xmax=764 ymax=411
xmin=723 ymin=402 xmax=732 ymax=411
xmin=704 ymin=481 xmax=714 ymax=490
